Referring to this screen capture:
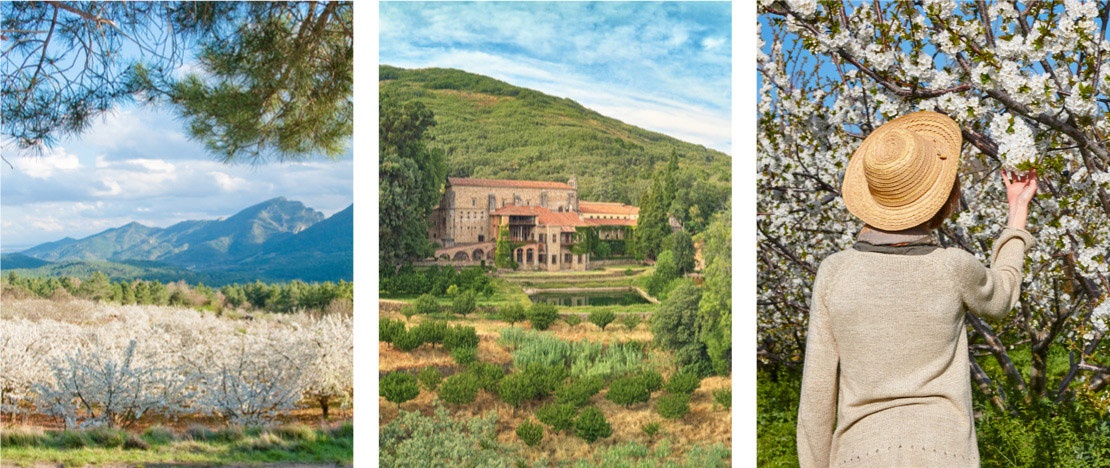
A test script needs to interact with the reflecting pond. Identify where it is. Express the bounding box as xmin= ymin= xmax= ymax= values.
xmin=528 ymin=289 xmax=650 ymax=307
